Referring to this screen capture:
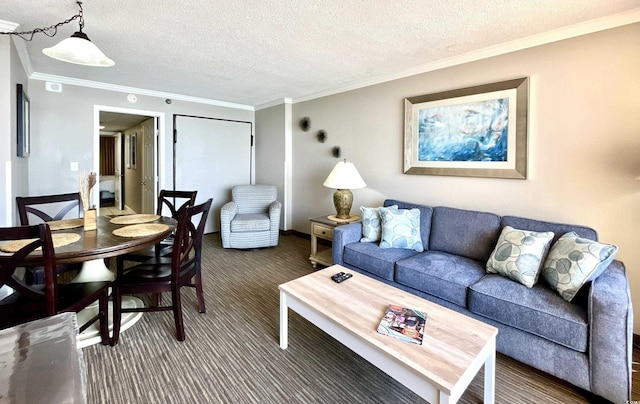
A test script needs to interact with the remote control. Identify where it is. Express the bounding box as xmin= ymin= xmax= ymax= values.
xmin=331 ymin=272 xmax=352 ymax=283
